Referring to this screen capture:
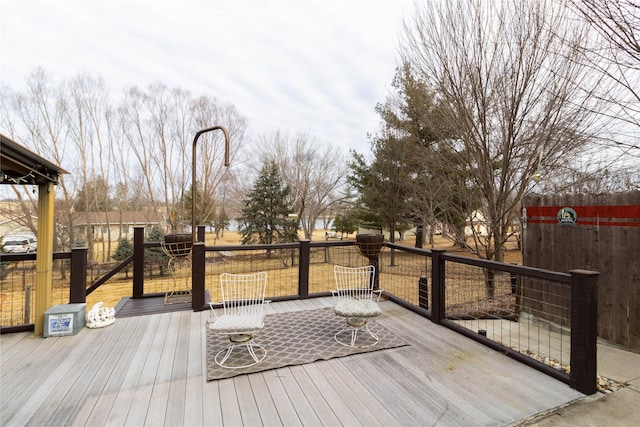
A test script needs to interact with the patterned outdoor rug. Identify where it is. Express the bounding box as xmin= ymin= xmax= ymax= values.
xmin=206 ymin=307 xmax=408 ymax=381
